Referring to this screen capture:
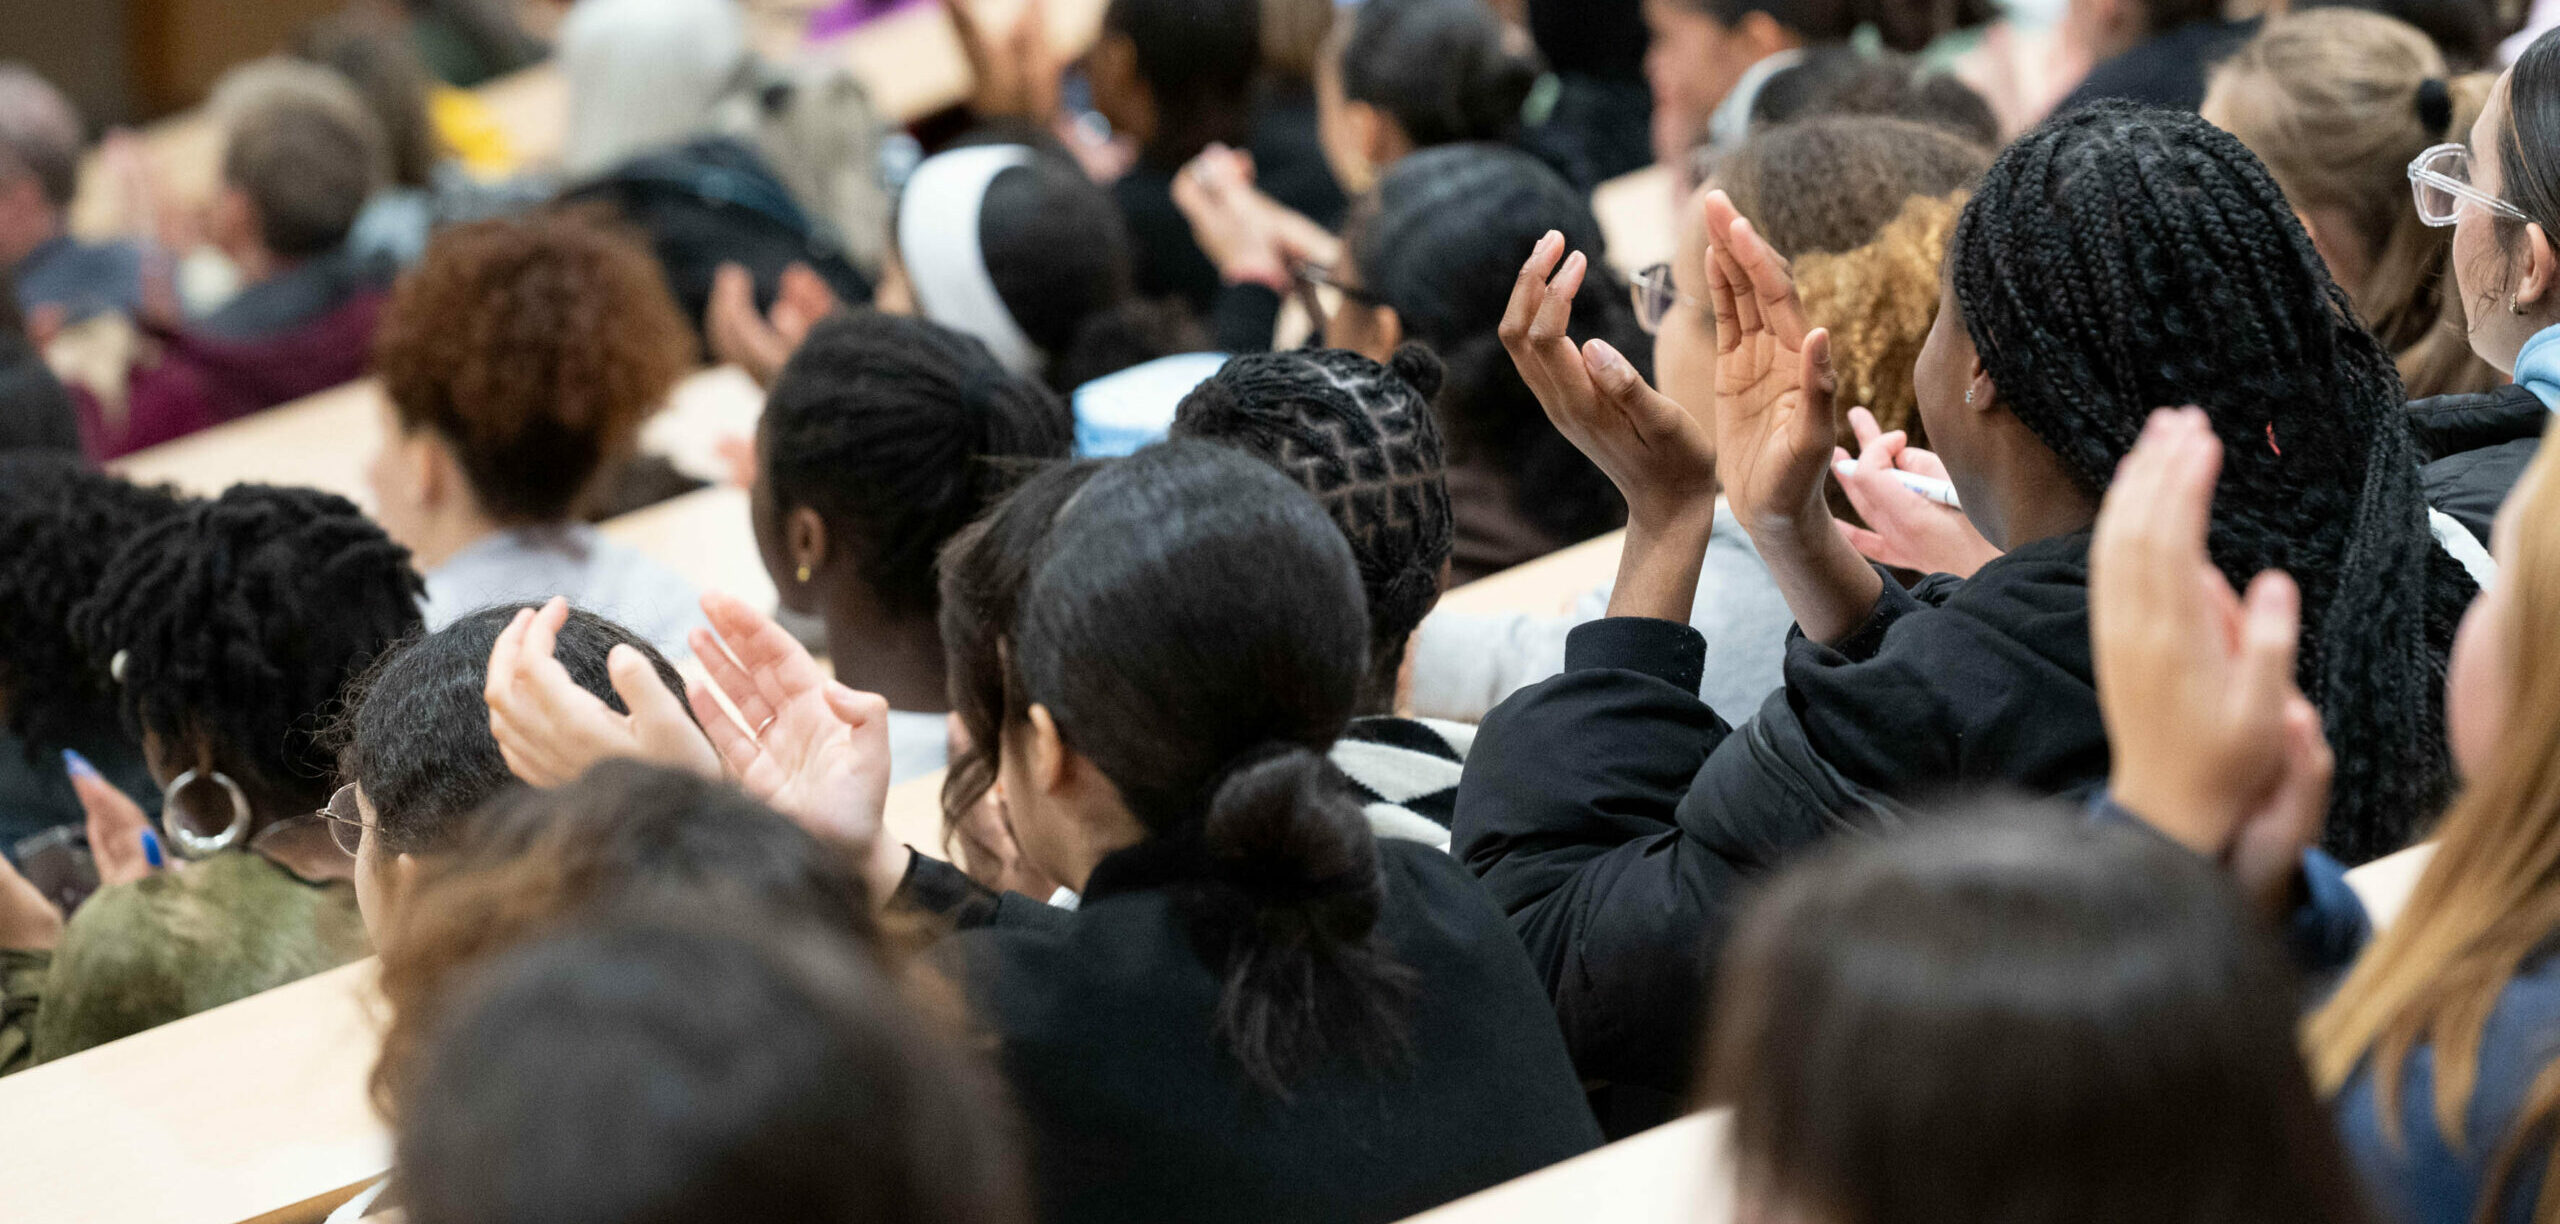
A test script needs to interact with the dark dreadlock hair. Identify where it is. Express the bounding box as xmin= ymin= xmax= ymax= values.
xmin=1171 ymin=345 xmax=1454 ymax=712
xmin=761 ymin=311 xmax=1075 ymax=622
xmin=0 ymin=455 xmax=186 ymax=761
xmin=1950 ymin=100 xmax=2470 ymax=863
xmin=69 ymin=485 xmax=424 ymax=812
xmin=1348 ymin=143 xmax=1639 ymax=556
